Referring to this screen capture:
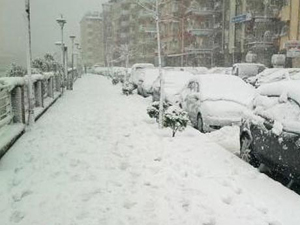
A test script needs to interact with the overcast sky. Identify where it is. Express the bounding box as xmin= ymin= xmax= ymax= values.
xmin=0 ymin=0 xmax=106 ymax=66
